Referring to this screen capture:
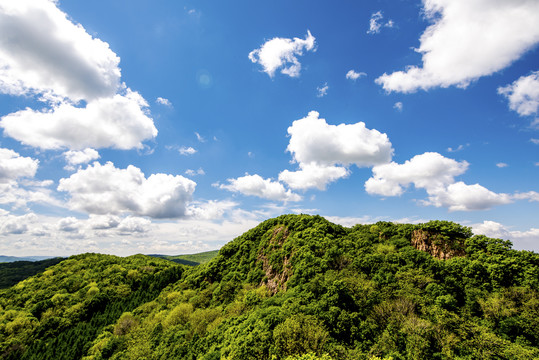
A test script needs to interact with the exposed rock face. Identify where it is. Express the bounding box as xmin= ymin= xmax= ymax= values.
xmin=258 ymin=226 xmax=291 ymax=294
xmin=411 ymin=229 xmax=466 ymax=260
